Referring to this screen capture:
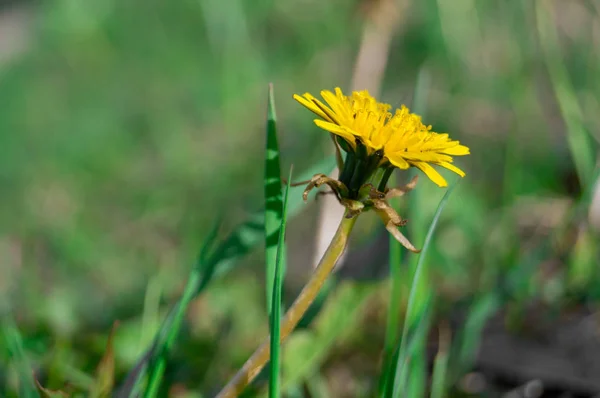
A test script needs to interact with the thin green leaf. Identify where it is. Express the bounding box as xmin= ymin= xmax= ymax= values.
xmin=380 ymin=305 xmax=433 ymax=398
xmin=137 ymin=274 xmax=164 ymax=359
xmin=406 ymin=347 xmax=427 ymax=398
xmin=392 ymin=179 xmax=459 ymax=397
xmin=118 ymin=155 xmax=335 ymax=397
xmin=141 ymin=218 xmax=222 ymax=398
xmin=412 ymin=68 xmax=431 ymax=117
xmin=398 ymin=295 xmax=433 ymax=398
xmin=269 ymin=166 xmax=293 ymax=398
xmin=430 ymin=323 xmax=451 ymax=398
xmin=116 ymin=155 xmax=335 ymax=398
xmin=280 ymin=283 xmax=376 ymax=394
xmin=2 ymin=317 xmax=37 ymax=398
xmin=380 ymin=67 xmax=430 ymax=398
xmin=265 ymin=83 xmax=284 ymax=314
xmin=448 ymin=293 xmax=499 ymax=383
xmin=535 ymin=1 xmax=595 ymax=184
xmin=379 ymin=229 xmax=402 ymax=396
